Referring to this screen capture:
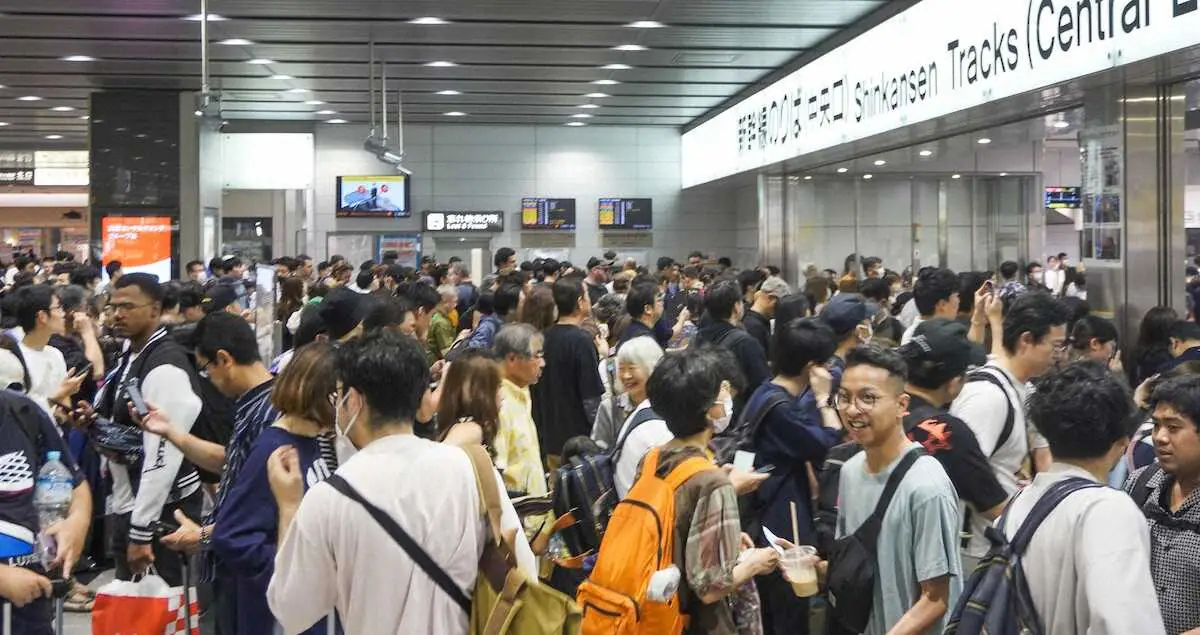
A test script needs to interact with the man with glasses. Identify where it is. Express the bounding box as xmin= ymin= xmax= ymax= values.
xmin=14 ymin=285 xmax=84 ymax=418
xmin=584 ymin=257 xmax=612 ymax=307
xmin=494 ymin=323 xmax=548 ymax=497
xmin=617 ymin=278 xmax=665 ymax=349
xmin=74 ymin=273 xmax=205 ymax=586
